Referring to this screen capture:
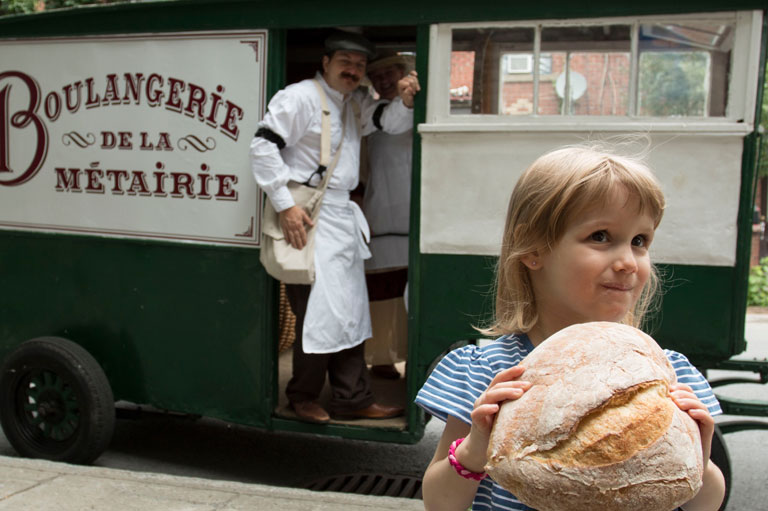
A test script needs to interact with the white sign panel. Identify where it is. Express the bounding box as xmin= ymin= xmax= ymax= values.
xmin=0 ymin=31 xmax=267 ymax=247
